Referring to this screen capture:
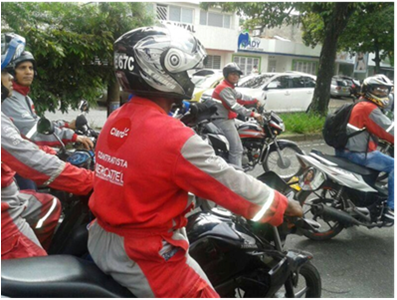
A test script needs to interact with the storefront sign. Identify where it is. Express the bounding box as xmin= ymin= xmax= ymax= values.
xmin=159 ymin=20 xmax=196 ymax=33
xmin=237 ymin=32 xmax=263 ymax=51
